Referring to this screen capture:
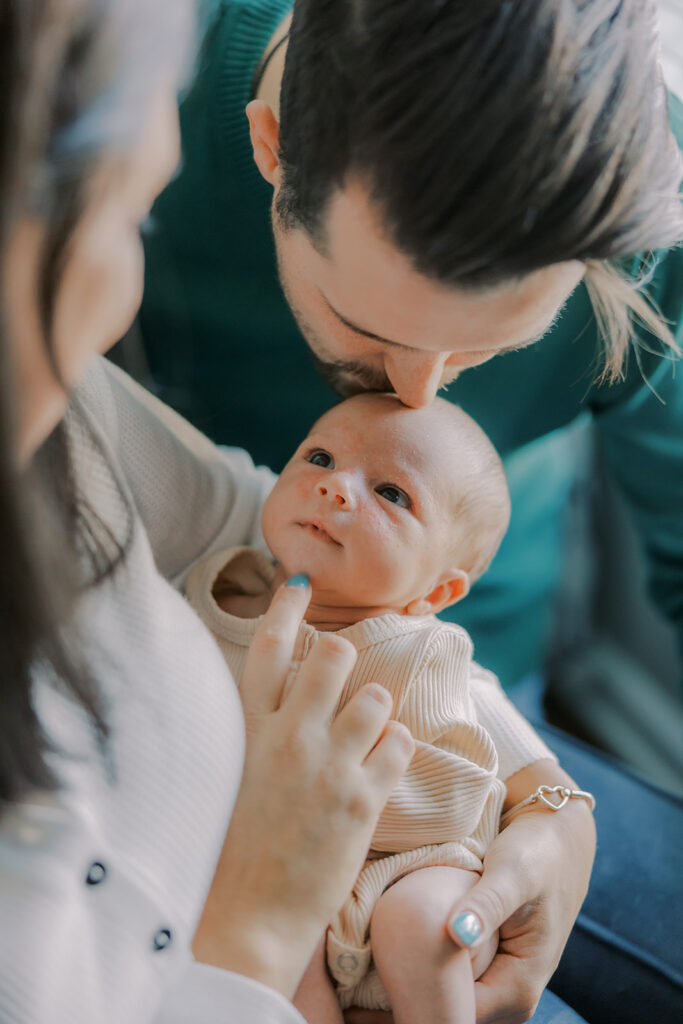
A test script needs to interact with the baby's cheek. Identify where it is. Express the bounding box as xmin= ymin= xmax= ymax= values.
xmin=294 ymin=474 xmax=315 ymax=500
xmin=355 ymin=518 xmax=405 ymax=588
xmin=260 ymin=488 xmax=283 ymax=551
